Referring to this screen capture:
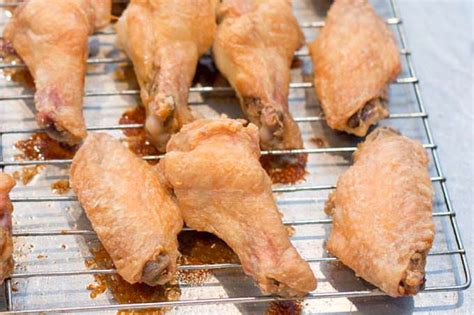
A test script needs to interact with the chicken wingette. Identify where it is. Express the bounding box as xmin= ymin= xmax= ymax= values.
xmin=309 ymin=0 xmax=401 ymax=136
xmin=70 ymin=133 xmax=183 ymax=286
xmin=326 ymin=127 xmax=434 ymax=296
